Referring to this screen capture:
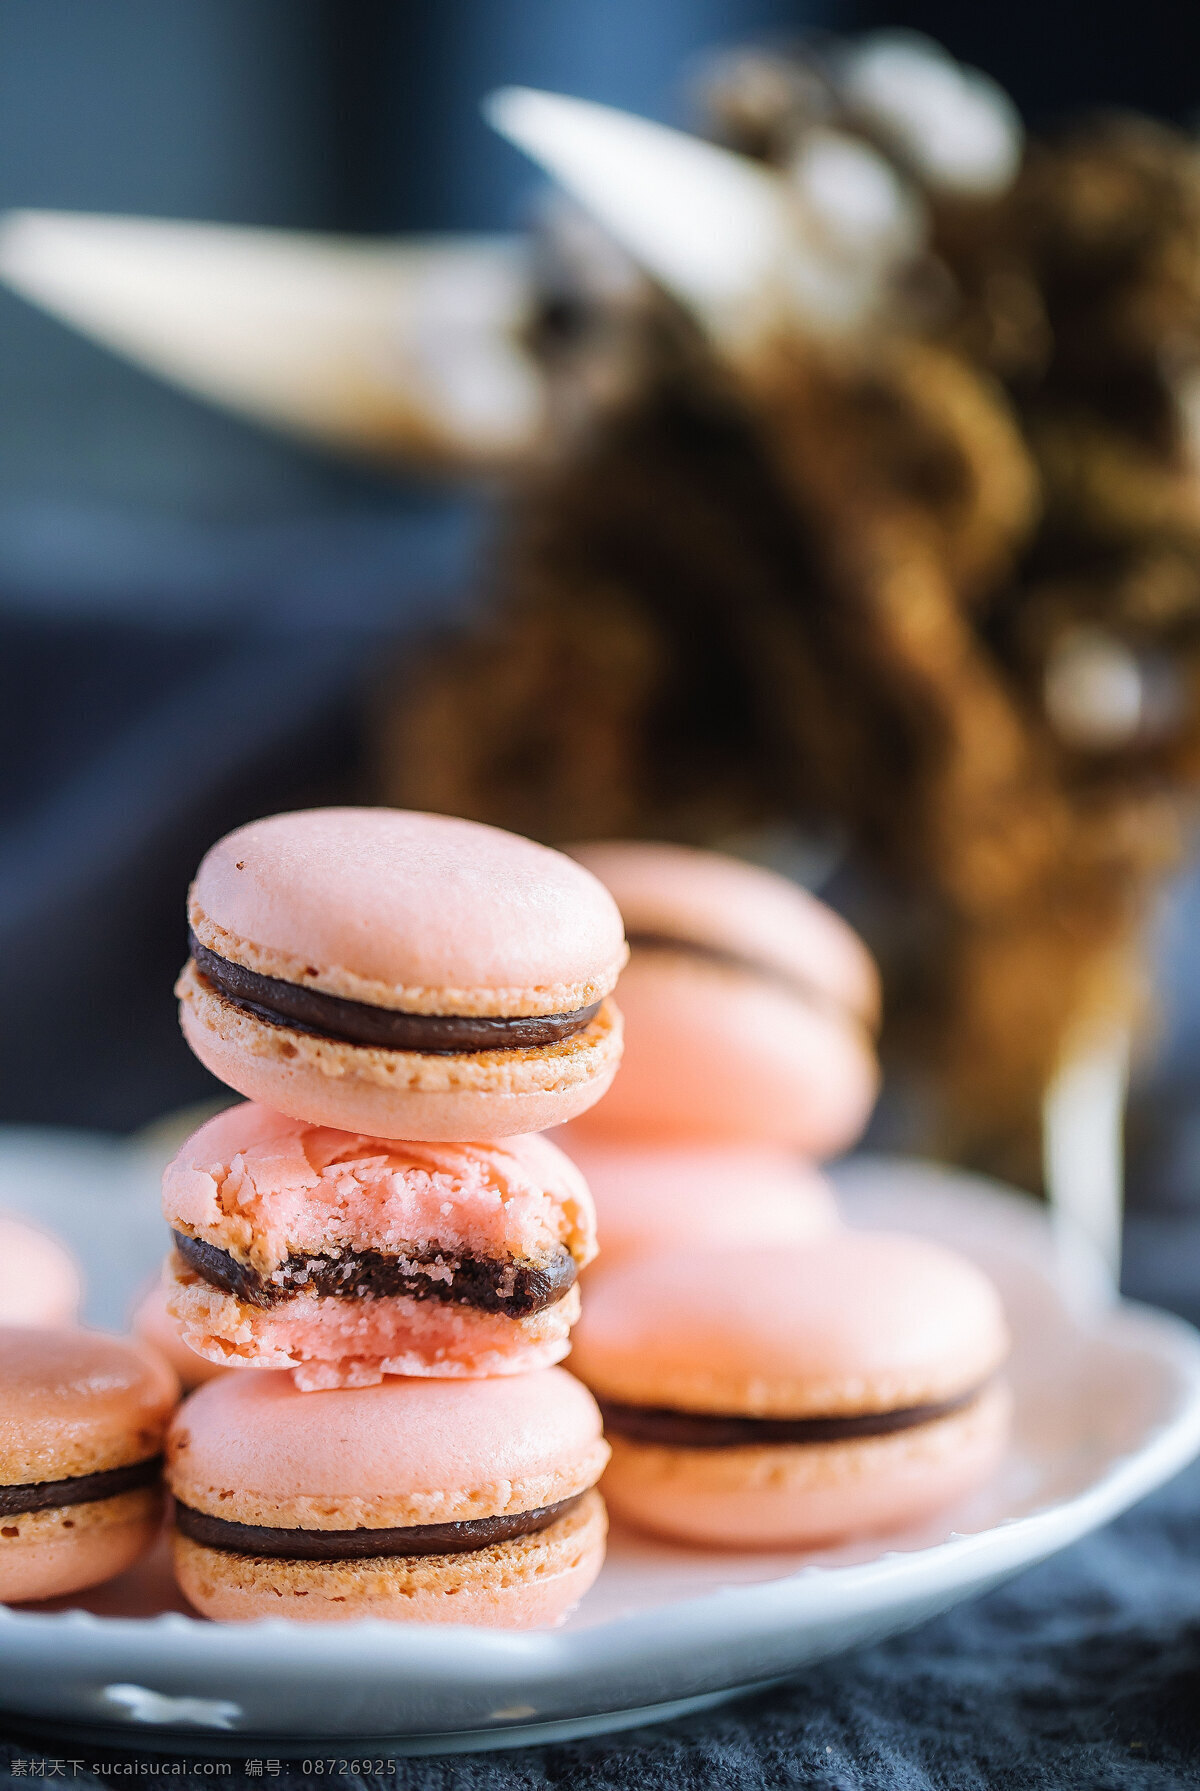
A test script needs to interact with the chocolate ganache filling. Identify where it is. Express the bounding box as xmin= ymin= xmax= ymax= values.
xmin=597 ymin=1388 xmax=984 ymax=1449
xmin=189 ymin=934 xmax=601 ymax=1054
xmin=173 ymin=1492 xmax=584 ymax=1561
xmin=173 ymin=1230 xmax=577 ymax=1319
xmin=0 ymin=1456 xmax=163 ymax=1518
